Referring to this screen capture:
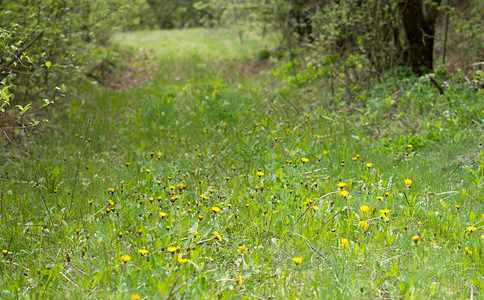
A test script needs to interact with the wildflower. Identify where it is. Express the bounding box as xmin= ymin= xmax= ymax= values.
xmin=407 ymin=144 xmax=413 ymax=149
xmin=105 ymin=208 xmax=111 ymax=214
xmin=131 ymin=295 xmax=141 ymax=300
xmin=89 ymin=199 xmax=93 ymax=205
xmin=198 ymin=216 xmax=204 ymax=221
xmin=119 ymin=232 xmax=123 ymax=238
xmin=465 ymin=246 xmax=472 ymax=255
xmin=360 ymin=205 xmax=369 ymax=212
xmin=146 ymin=169 xmax=151 ymax=173
xmin=159 ymin=212 xmax=167 ymax=219
xmin=137 ymin=229 xmax=143 ymax=235
xmin=211 ymin=206 xmax=221 ymax=213
xmin=358 ymin=220 xmax=369 ymax=228
xmin=455 ymin=205 xmax=460 ymax=209
xmin=337 ymin=182 xmax=346 ymax=189
xmin=257 ymin=171 xmax=264 ymax=177
xmin=339 ymin=190 xmax=349 ymax=198
xmin=214 ymin=232 xmax=222 ymax=241
xmin=237 ymin=274 xmax=243 ymax=285
xmin=292 ymin=257 xmax=302 ymax=265
xmin=238 ymin=245 xmax=248 ymax=255
xmin=412 ymin=236 xmax=420 ymax=243
xmin=366 ymin=163 xmax=372 ymax=169
xmin=138 ymin=249 xmax=149 ymax=256
xmin=167 ymin=247 xmax=178 ymax=253
xmin=467 ymin=226 xmax=477 ymax=232
xmin=157 ymin=152 xmax=162 ymax=158
xmin=312 ymin=206 xmax=318 ymax=211
xmin=340 ymin=239 xmax=349 ymax=249
xmin=149 ymin=197 xmax=154 ymax=203
xmin=301 ymin=158 xmax=309 ymax=163
xmin=200 ymin=194 xmax=209 ymax=200
xmin=352 ymin=156 xmax=358 ymax=161
xmin=121 ymin=255 xmax=131 ymax=263
xmin=125 ymin=162 xmax=130 ymax=167
xmin=109 ymin=188 xmax=115 ymax=194
xmin=177 ymin=254 xmax=189 ymax=263
xmin=376 ymin=196 xmax=384 ymax=200
xmin=2 ymin=249 xmax=7 ymax=256
xmin=323 ymin=150 xmax=329 ymax=155
xmin=166 ymin=225 xmax=171 ymax=230
xmin=404 ymin=178 xmax=412 ymax=188
xmin=380 ymin=209 xmax=390 ymax=220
